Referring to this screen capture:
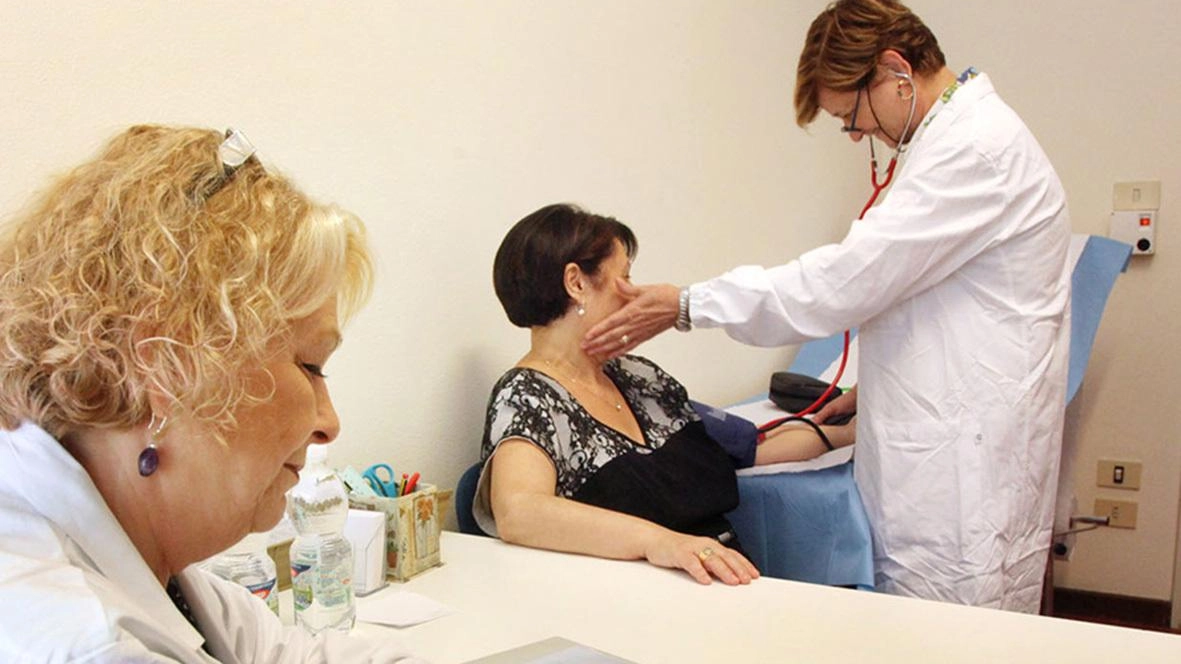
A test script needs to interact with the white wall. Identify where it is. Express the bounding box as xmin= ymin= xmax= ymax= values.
xmin=910 ymin=0 xmax=1181 ymax=612
xmin=0 ymin=0 xmax=860 ymax=519
xmin=2 ymin=1 xmax=1178 ymax=611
